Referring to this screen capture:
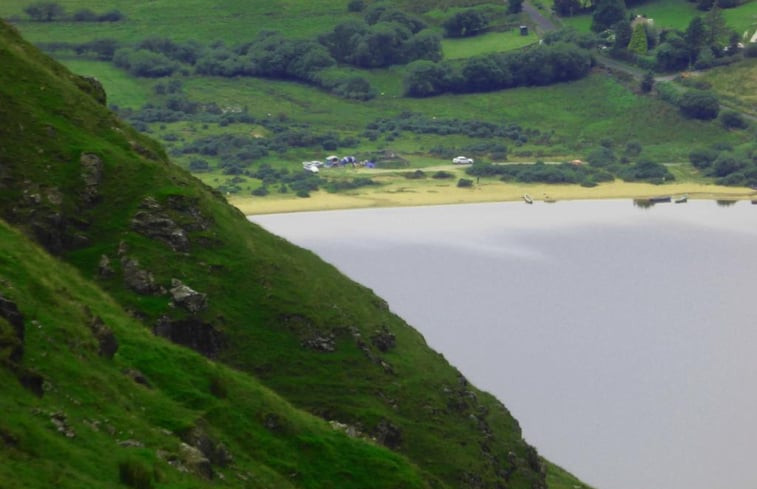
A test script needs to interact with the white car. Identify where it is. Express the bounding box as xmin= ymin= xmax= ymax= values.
xmin=452 ymin=156 xmax=474 ymax=165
